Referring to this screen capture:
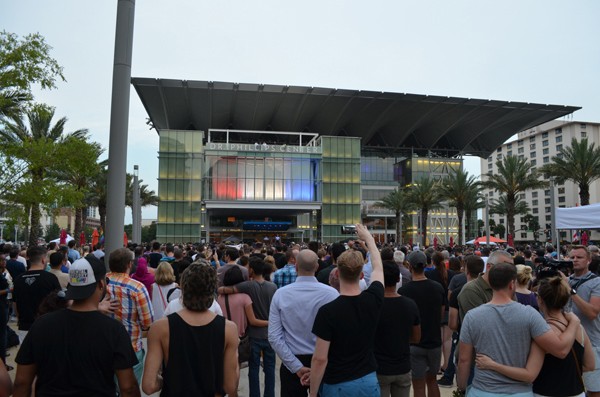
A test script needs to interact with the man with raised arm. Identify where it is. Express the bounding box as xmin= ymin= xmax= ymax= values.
xmin=308 ymin=224 xmax=384 ymax=397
